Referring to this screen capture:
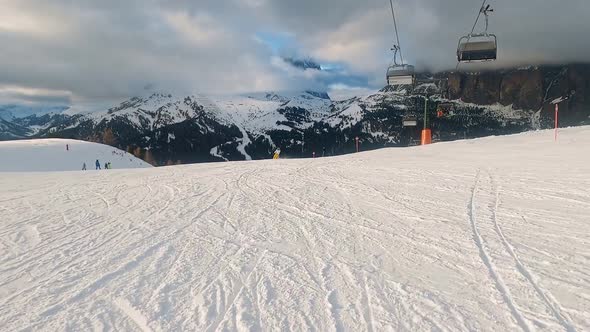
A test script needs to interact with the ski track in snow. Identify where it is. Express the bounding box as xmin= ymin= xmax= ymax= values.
xmin=490 ymin=174 xmax=577 ymax=332
xmin=114 ymin=297 xmax=156 ymax=332
xmin=469 ymin=171 xmax=533 ymax=332
xmin=1 ymin=127 xmax=590 ymax=331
